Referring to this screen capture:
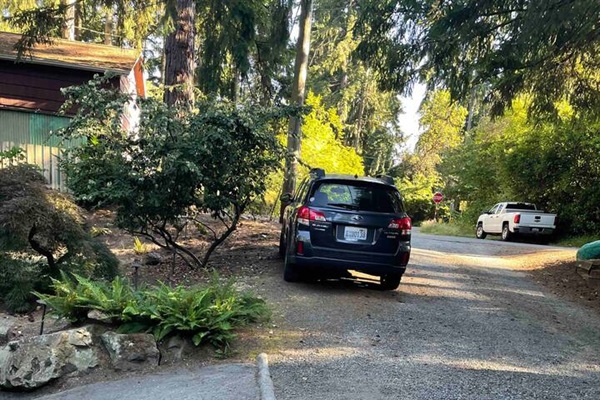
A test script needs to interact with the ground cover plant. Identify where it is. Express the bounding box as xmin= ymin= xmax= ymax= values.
xmin=36 ymin=273 xmax=270 ymax=348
